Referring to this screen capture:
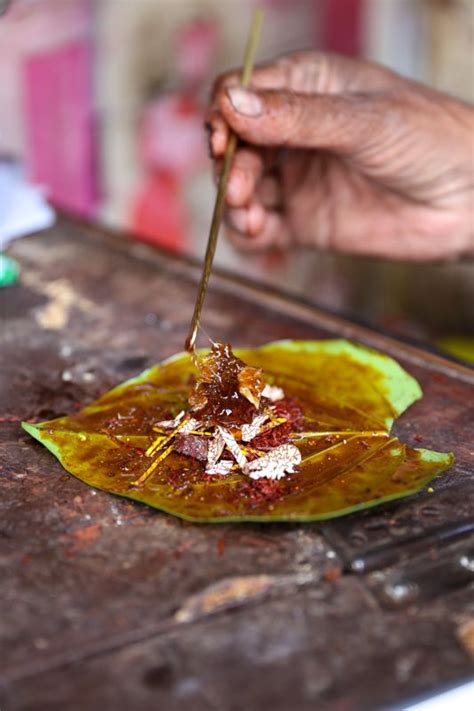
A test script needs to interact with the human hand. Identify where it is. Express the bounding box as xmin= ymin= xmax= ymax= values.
xmin=208 ymin=52 xmax=474 ymax=261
